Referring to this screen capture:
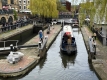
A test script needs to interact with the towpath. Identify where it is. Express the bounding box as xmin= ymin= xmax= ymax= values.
xmin=0 ymin=24 xmax=62 ymax=77
xmin=81 ymin=25 xmax=107 ymax=80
